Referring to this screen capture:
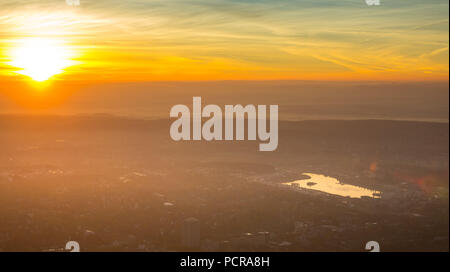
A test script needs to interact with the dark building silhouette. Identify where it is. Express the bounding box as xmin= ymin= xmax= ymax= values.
xmin=182 ymin=217 xmax=200 ymax=249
